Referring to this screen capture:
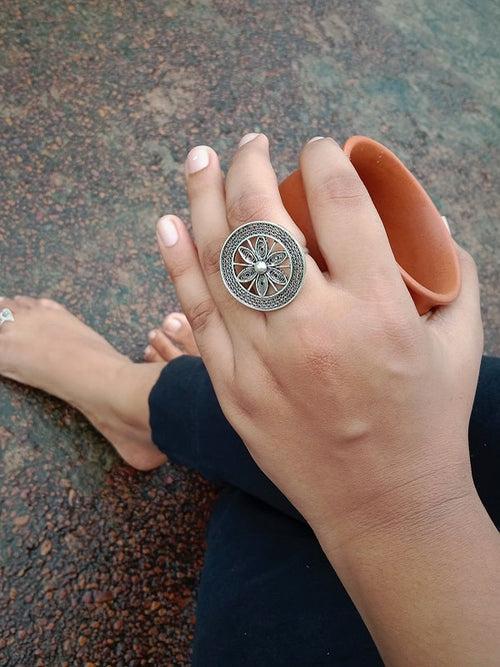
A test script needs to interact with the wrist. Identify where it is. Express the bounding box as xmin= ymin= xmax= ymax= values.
xmin=312 ymin=462 xmax=500 ymax=667
xmin=311 ymin=457 xmax=479 ymax=560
